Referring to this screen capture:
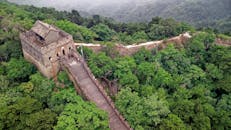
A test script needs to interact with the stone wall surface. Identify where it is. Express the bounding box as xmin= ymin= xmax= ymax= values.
xmin=23 ymin=50 xmax=56 ymax=78
xmin=20 ymin=31 xmax=74 ymax=78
